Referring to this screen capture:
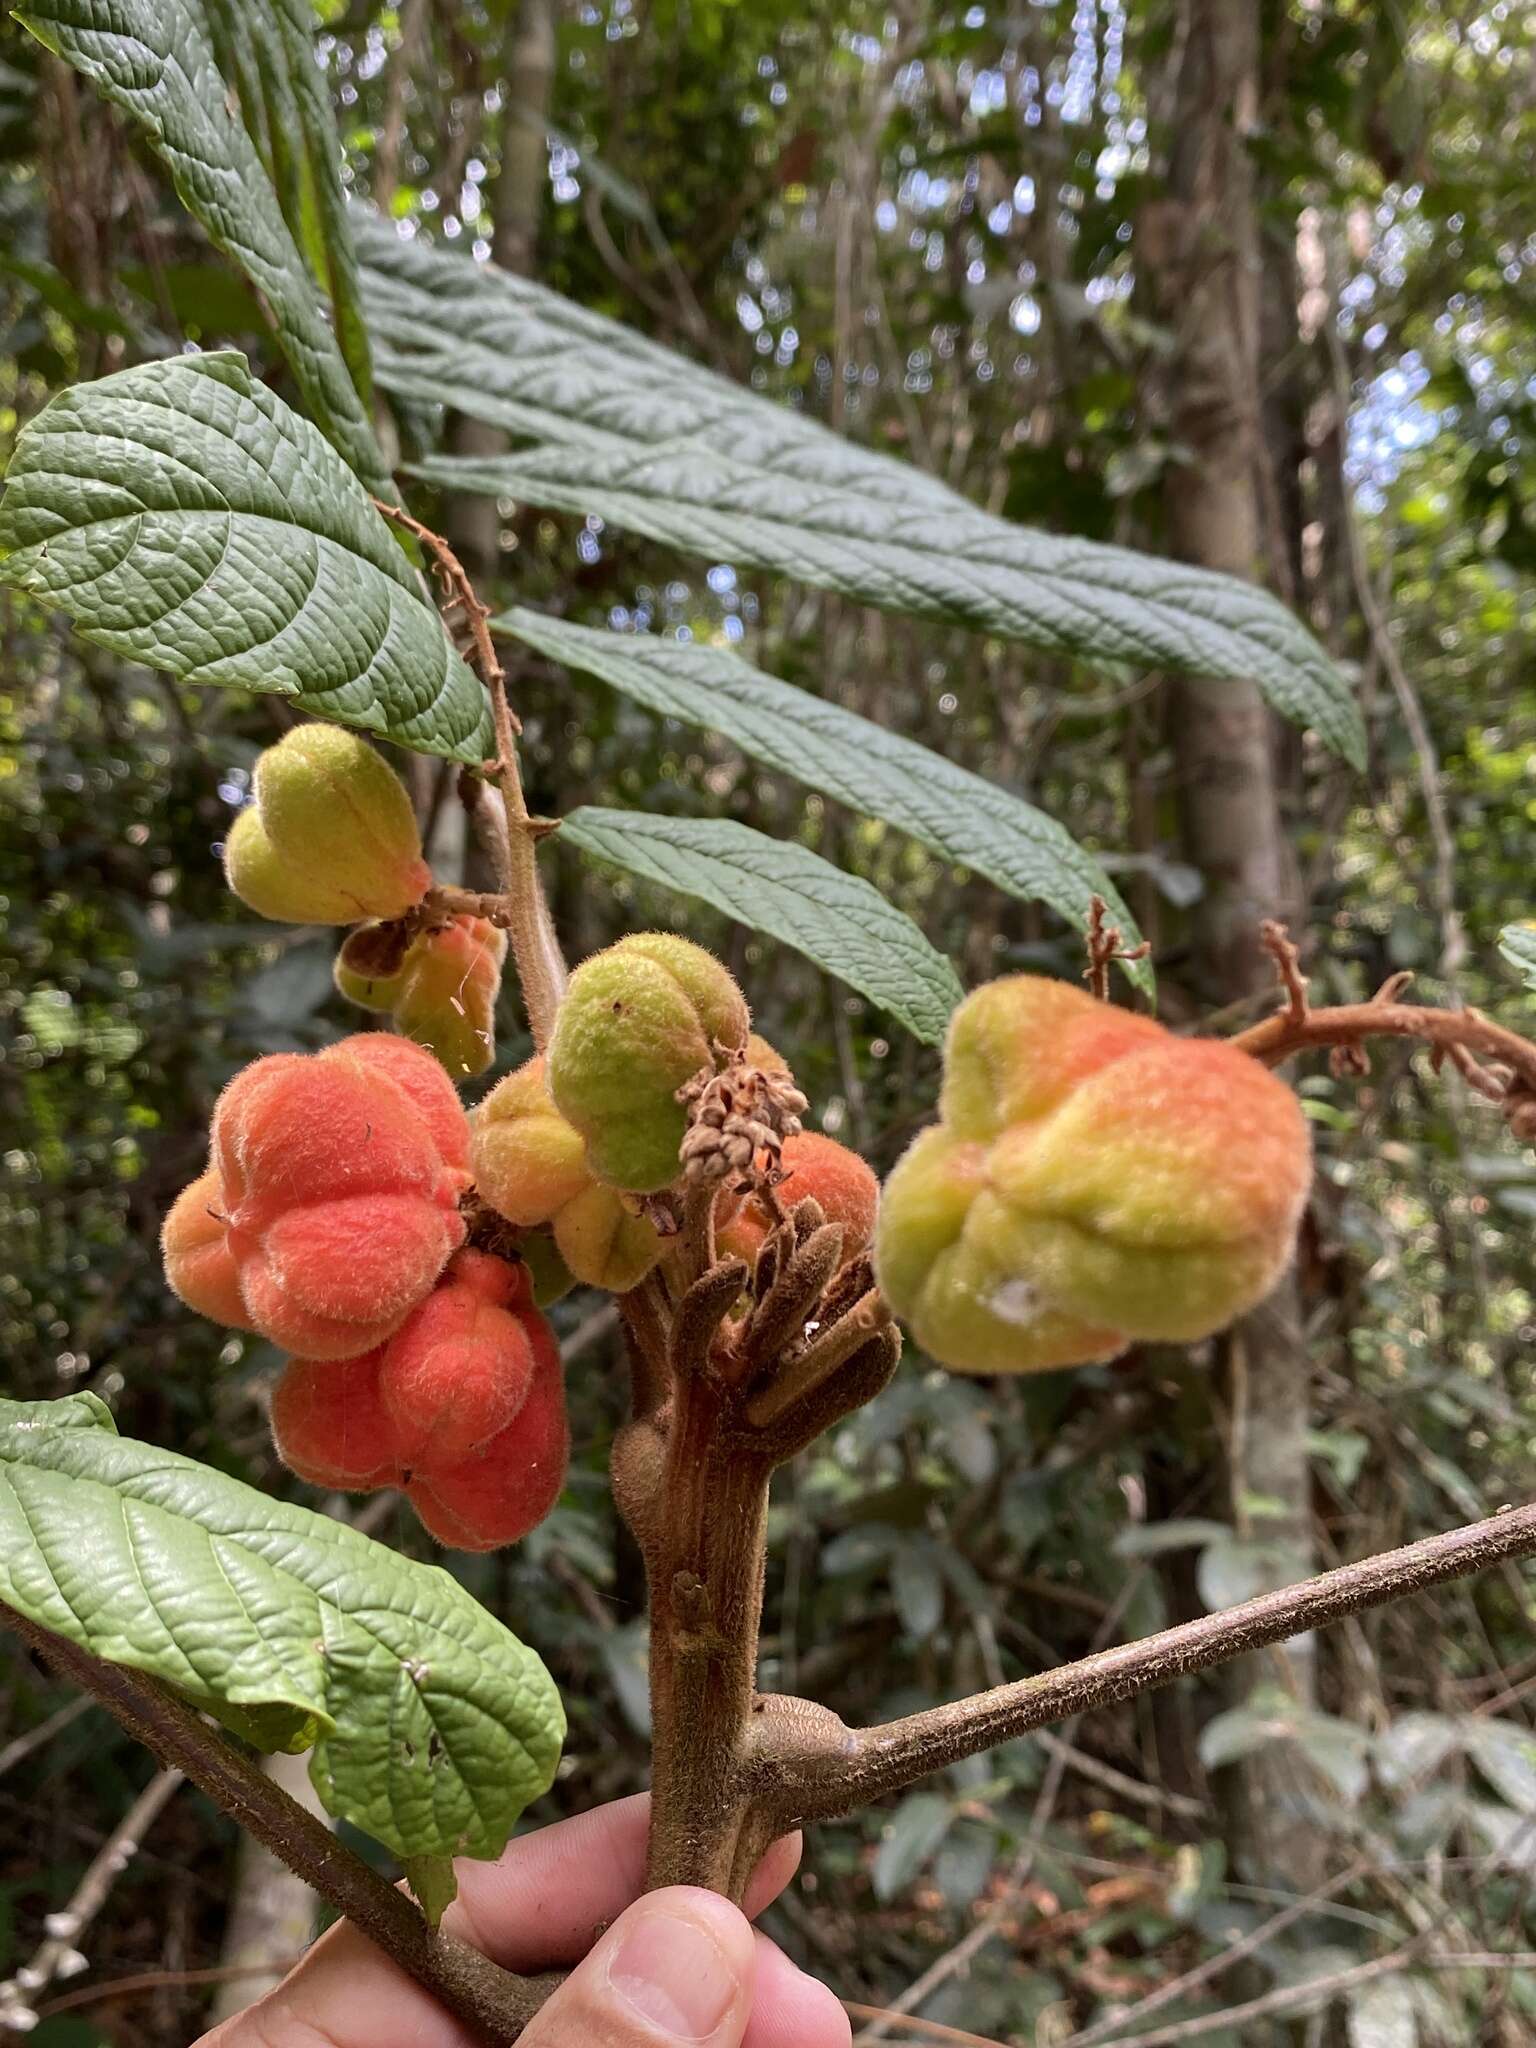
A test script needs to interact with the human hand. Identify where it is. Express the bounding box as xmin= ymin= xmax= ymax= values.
xmin=201 ymin=1792 xmax=848 ymax=2047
